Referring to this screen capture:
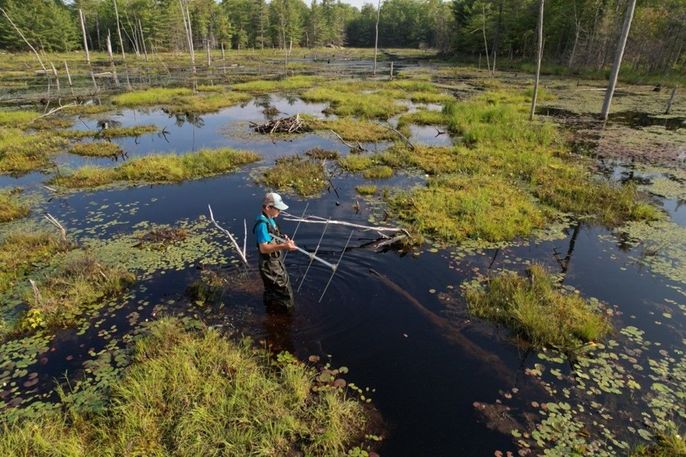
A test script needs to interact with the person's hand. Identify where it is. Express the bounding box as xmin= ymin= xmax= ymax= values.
xmin=284 ymin=235 xmax=297 ymax=252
